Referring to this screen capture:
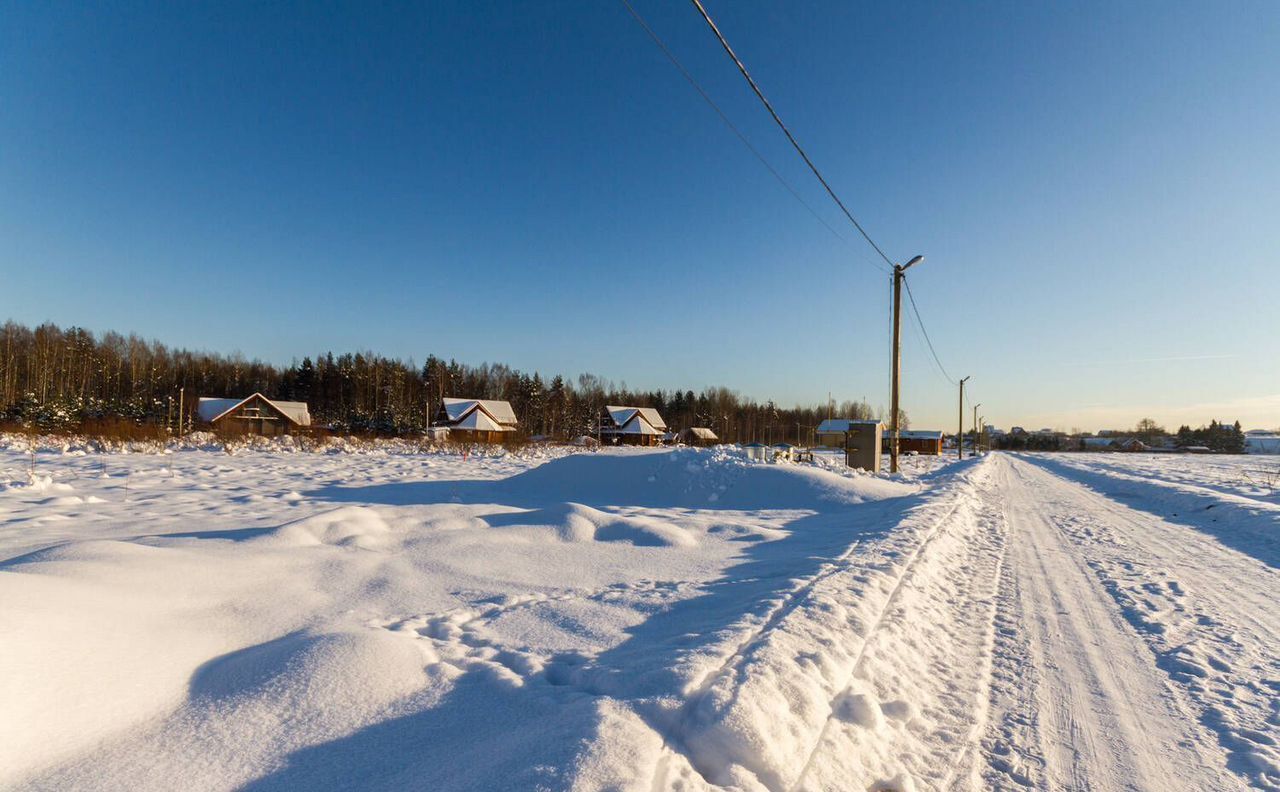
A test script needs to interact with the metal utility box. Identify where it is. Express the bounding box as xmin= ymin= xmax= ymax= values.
xmin=845 ymin=421 xmax=882 ymax=473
